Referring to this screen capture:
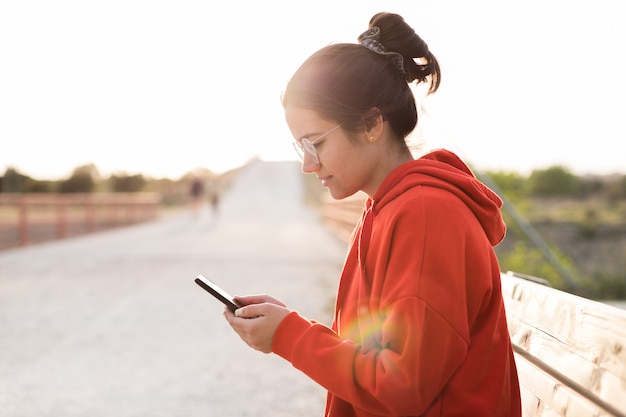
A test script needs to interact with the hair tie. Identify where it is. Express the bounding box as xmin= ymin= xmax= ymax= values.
xmin=358 ymin=27 xmax=405 ymax=76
